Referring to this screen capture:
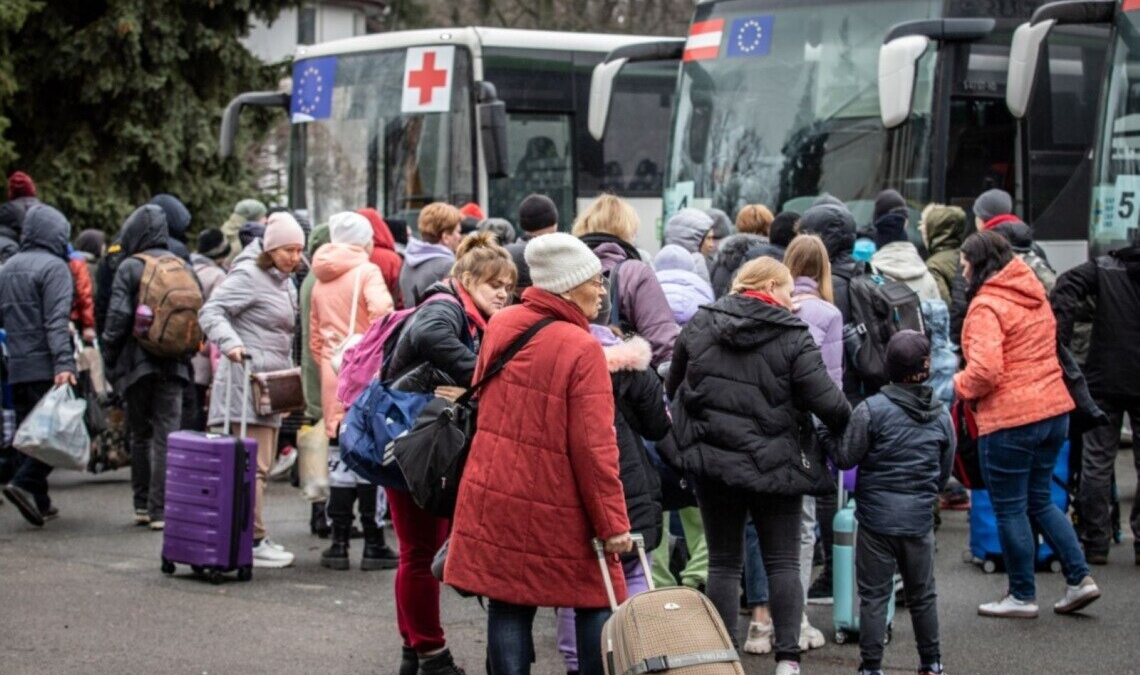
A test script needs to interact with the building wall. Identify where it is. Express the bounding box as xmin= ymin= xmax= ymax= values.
xmin=243 ymin=4 xmax=368 ymax=64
